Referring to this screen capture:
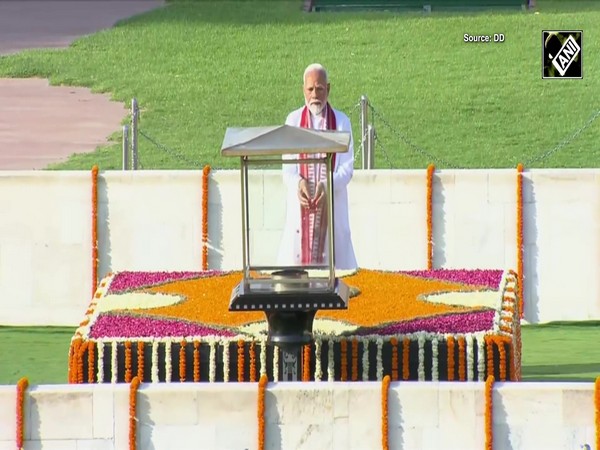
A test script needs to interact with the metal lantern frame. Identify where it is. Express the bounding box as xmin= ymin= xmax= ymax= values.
xmin=221 ymin=125 xmax=351 ymax=296
xmin=221 ymin=125 xmax=352 ymax=380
